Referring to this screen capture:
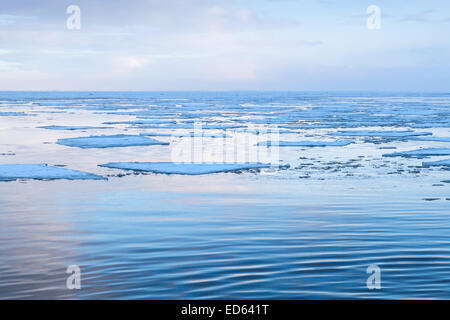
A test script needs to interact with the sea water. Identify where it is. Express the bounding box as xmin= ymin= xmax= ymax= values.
xmin=0 ymin=91 xmax=449 ymax=299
